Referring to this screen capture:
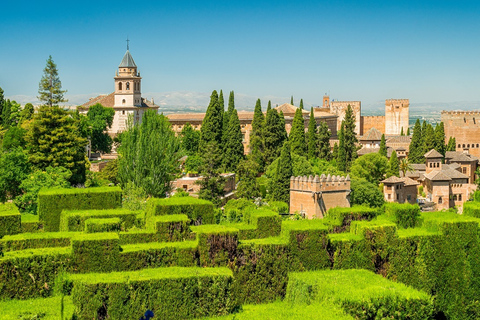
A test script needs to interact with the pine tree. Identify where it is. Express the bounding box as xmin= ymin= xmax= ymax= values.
xmin=337 ymin=122 xmax=346 ymax=172
xmin=199 ymin=90 xmax=223 ymax=168
xmin=343 ymin=105 xmax=358 ymax=171
xmin=300 ymin=99 xmax=304 ymax=110
xmin=37 ymin=56 xmax=67 ymax=107
xmin=400 ymin=127 xmax=404 ymax=136
xmin=379 ymin=134 xmax=387 ymax=157
xmin=290 ymin=108 xmax=307 ymax=156
xmin=318 ymin=121 xmax=331 ymax=160
xmin=387 ymin=150 xmax=400 ymax=177
xmin=264 ymin=108 xmax=285 ymax=165
xmin=423 ymin=124 xmax=435 ymax=154
xmin=271 ymin=141 xmax=293 ymax=204
xmin=435 ymin=122 xmax=446 ymax=155
xmin=408 ymin=119 xmax=423 ymax=164
xmin=307 ymin=108 xmax=318 ymax=159
xmin=290 ymin=96 xmax=294 ymax=105
xmin=407 ymin=127 xmax=410 ymax=136
xmin=446 ymin=137 xmax=456 ymax=151
xmin=223 ymin=109 xmax=244 ymax=172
